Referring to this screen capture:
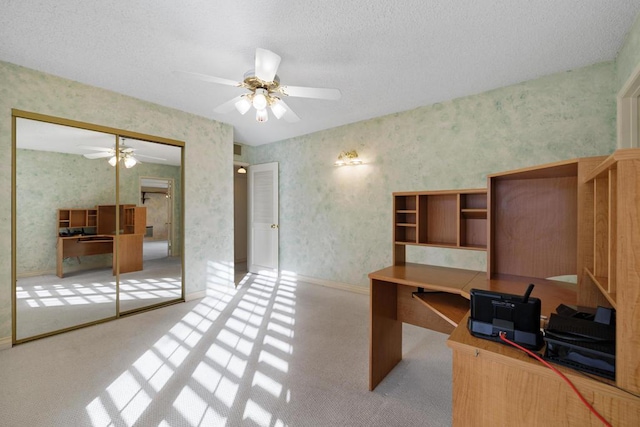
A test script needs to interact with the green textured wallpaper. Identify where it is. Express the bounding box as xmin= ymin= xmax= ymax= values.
xmin=0 ymin=61 xmax=234 ymax=342
xmin=616 ymin=12 xmax=640 ymax=91
xmin=249 ymin=61 xmax=617 ymax=287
